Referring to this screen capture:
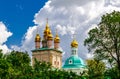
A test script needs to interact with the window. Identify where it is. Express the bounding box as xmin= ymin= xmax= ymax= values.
xmin=74 ymin=50 xmax=76 ymax=54
xmin=54 ymin=61 xmax=56 ymax=65
xmin=57 ymin=62 xmax=59 ymax=65
xmin=69 ymin=60 xmax=72 ymax=64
